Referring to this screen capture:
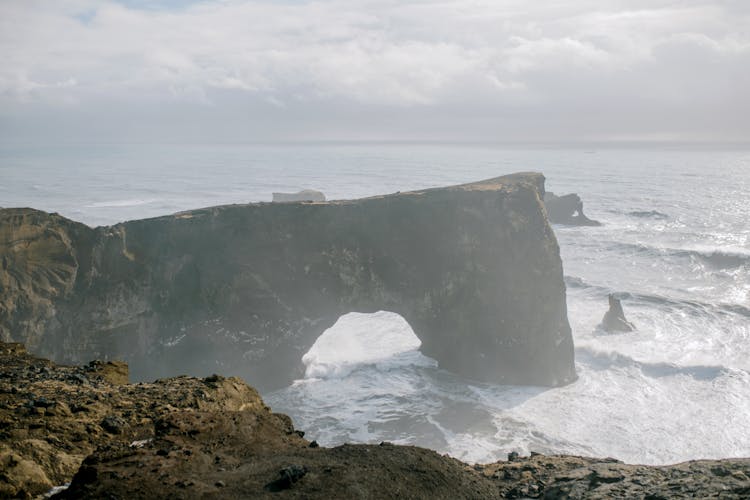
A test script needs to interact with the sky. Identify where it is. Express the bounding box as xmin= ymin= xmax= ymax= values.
xmin=0 ymin=0 xmax=748 ymax=143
